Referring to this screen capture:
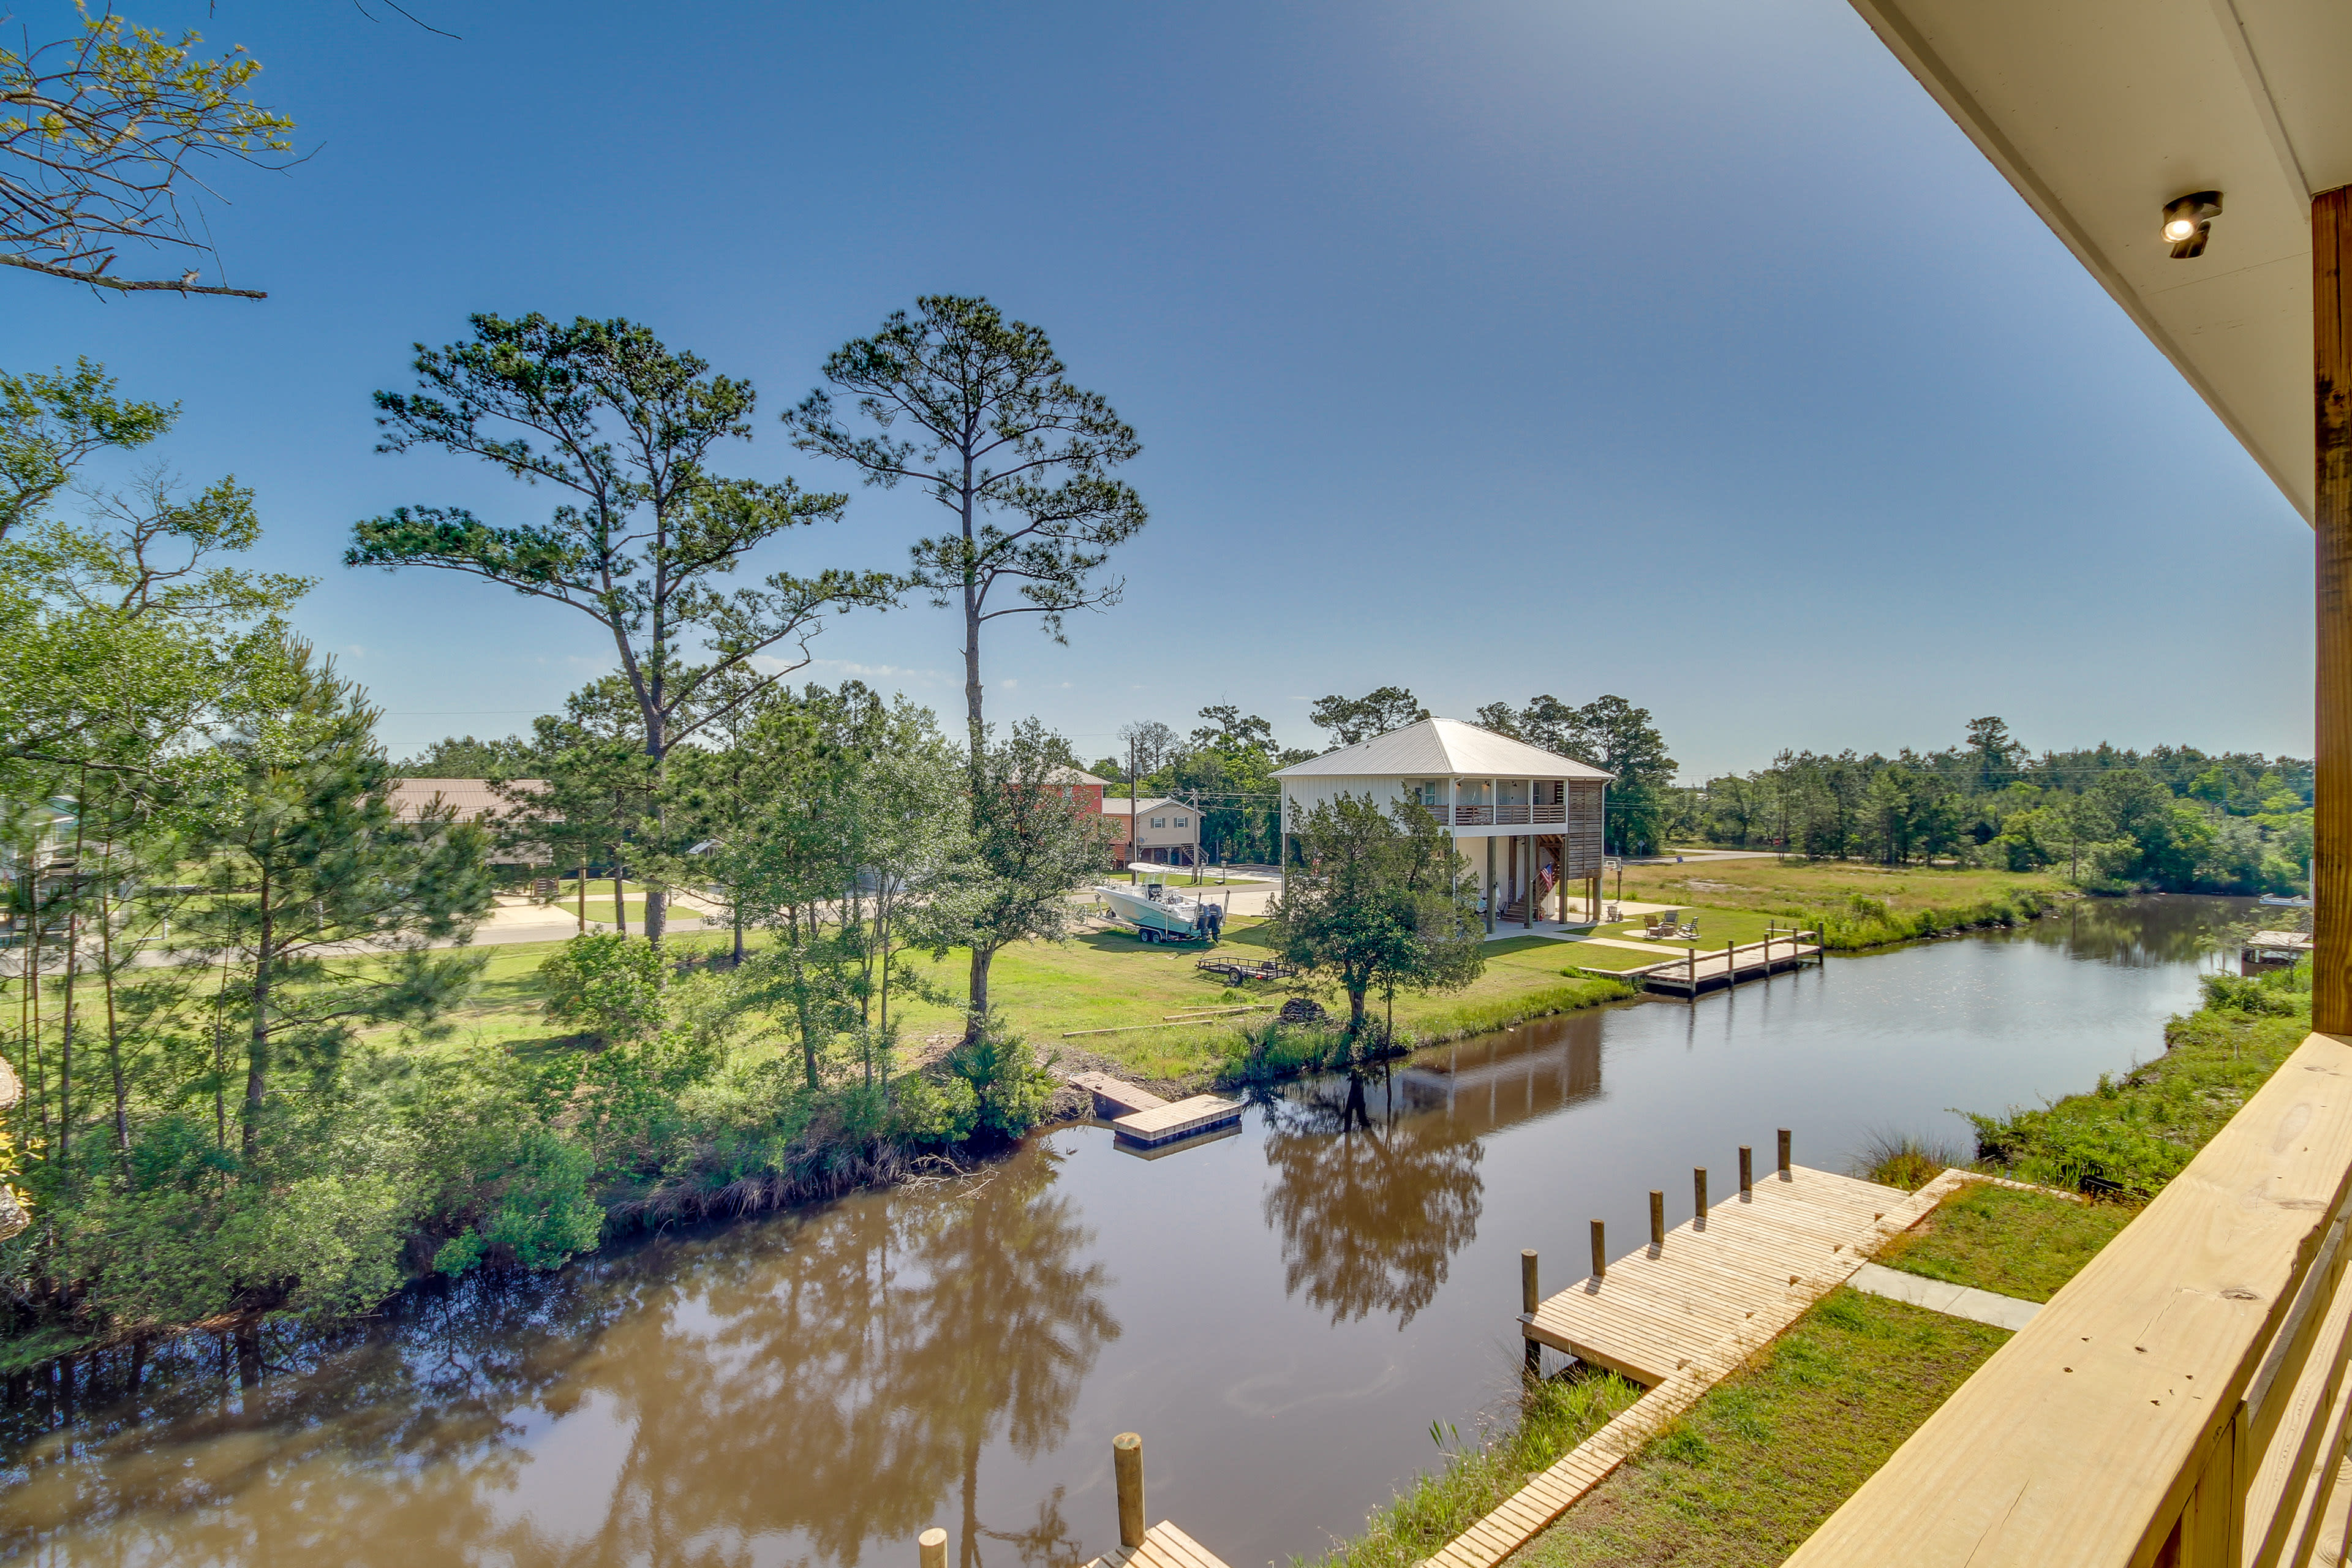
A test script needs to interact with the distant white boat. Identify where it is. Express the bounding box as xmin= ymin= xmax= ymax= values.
xmin=1096 ymin=881 xmax=1227 ymax=943
xmin=2258 ymin=894 xmax=2313 ymax=908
